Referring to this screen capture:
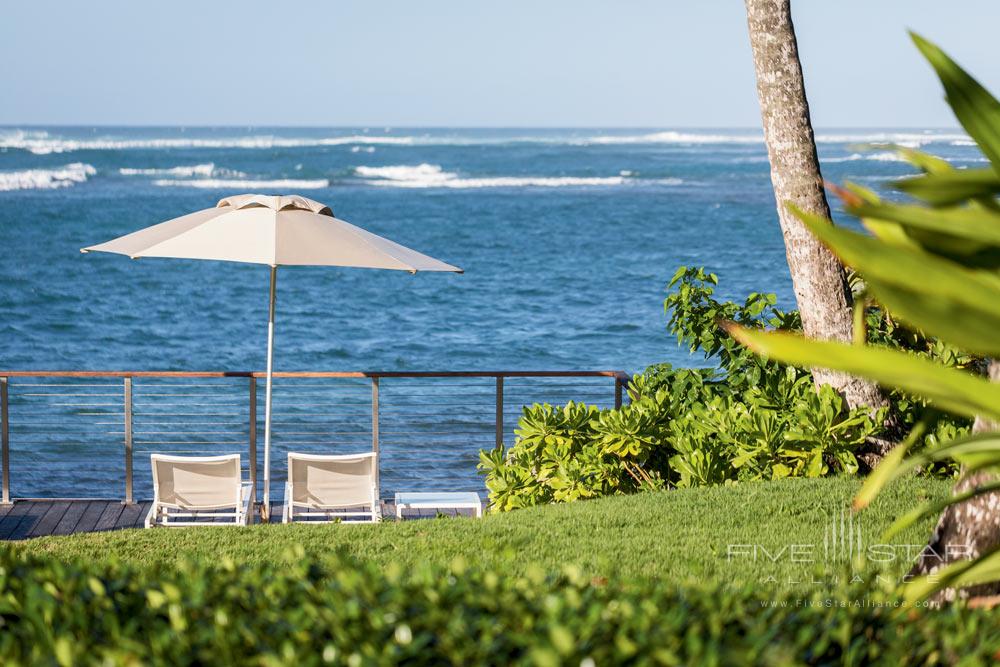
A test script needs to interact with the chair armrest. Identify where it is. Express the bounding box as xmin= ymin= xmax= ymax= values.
xmin=371 ymin=484 xmax=382 ymax=522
